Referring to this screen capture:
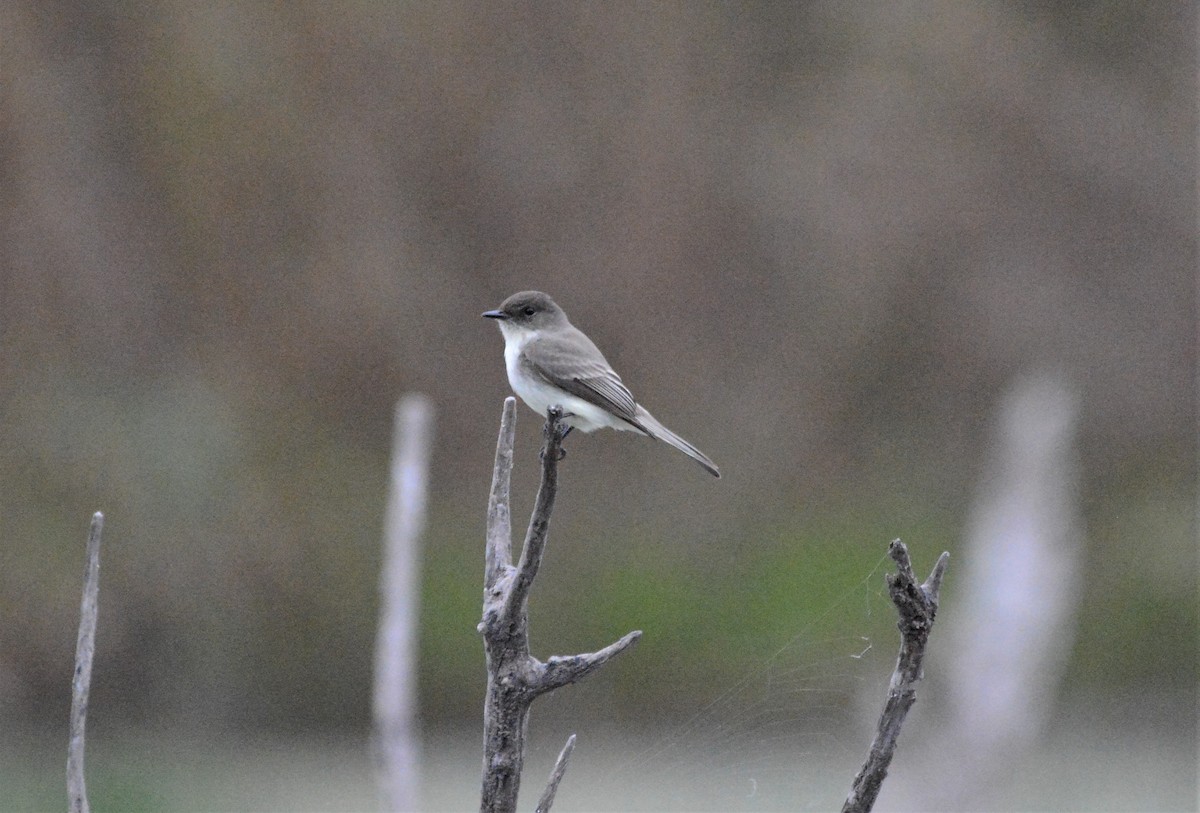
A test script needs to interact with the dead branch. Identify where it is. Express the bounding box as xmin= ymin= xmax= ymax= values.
xmin=68 ymin=511 xmax=104 ymax=813
xmin=842 ymin=540 xmax=949 ymax=813
xmin=479 ymin=400 xmax=641 ymax=813
xmin=534 ymin=734 xmax=577 ymax=813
